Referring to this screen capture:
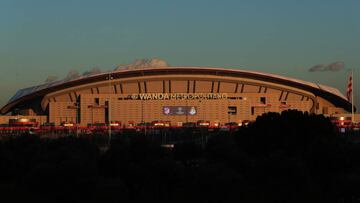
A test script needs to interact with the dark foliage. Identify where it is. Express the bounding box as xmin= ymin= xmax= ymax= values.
xmin=0 ymin=110 xmax=359 ymax=202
